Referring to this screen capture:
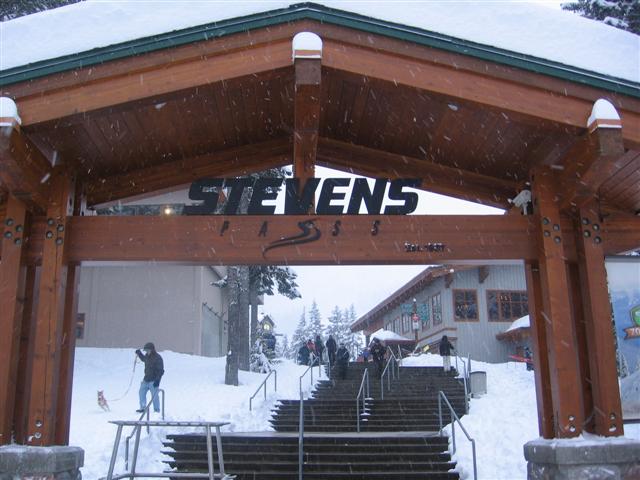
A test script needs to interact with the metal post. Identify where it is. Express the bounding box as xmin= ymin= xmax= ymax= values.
xmin=356 ymin=397 xmax=360 ymax=433
xmin=146 ymin=406 xmax=150 ymax=434
xmin=205 ymin=425 xmax=215 ymax=480
xmin=438 ymin=394 xmax=443 ymax=435
xmin=130 ymin=425 xmax=142 ymax=479
xmin=161 ymin=390 xmax=165 ymax=421
xmin=471 ymin=439 xmax=478 ymax=480
xmin=451 ymin=410 xmax=456 ymax=454
xmin=106 ymin=424 xmax=123 ymax=480
xmin=274 ymin=370 xmax=278 ymax=392
xmin=215 ymin=425 xmax=225 ymax=477
xmin=263 ymin=380 xmax=267 ymax=401
xmin=298 ymin=393 xmax=304 ymax=480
